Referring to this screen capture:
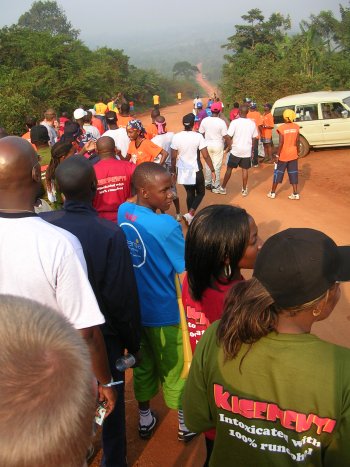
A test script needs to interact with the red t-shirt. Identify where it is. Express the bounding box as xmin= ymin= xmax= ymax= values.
xmin=182 ymin=273 xmax=242 ymax=440
xmin=92 ymin=158 xmax=135 ymax=222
